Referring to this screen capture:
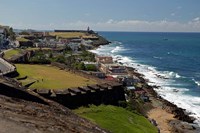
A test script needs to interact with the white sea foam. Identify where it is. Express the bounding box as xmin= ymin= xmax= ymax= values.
xmin=113 ymin=41 xmax=122 ymax=45
xmin=162 ymin=71 xmax=182 ymax=79
xmin=192 ymin=79 xmax=200 ymax=86
xmin=111 ymin=46 xmax=126 ymax=53
xmin=91 ymin=42 xmax=200 ymax=126
xmin=153 ymin=56 xmax=162 ymax=59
